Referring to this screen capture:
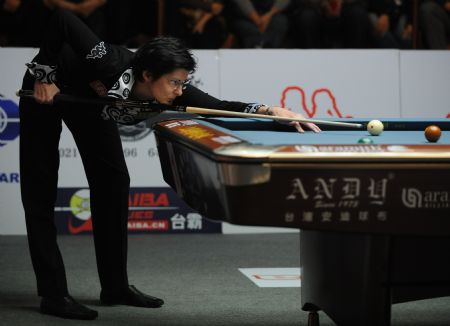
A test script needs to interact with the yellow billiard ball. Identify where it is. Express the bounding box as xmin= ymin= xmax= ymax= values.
xmin=367 ymin=120 xmax=384 ymax=136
